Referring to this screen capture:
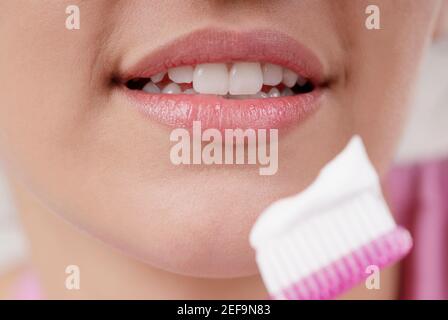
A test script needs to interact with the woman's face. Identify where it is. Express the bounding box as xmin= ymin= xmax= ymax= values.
xmin=0 ymin=0 xmax=441 ymax=277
